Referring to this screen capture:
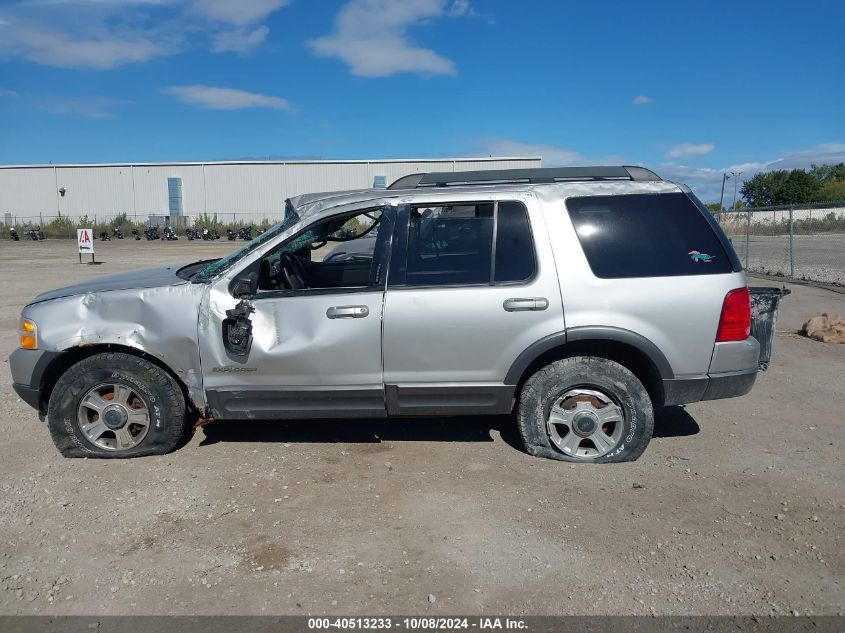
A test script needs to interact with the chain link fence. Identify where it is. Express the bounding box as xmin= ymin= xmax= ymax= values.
xmin=716 ymin=202 xmax=845 ymax=287
xmin=0 ymin=212 xmax=276 ymax=241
